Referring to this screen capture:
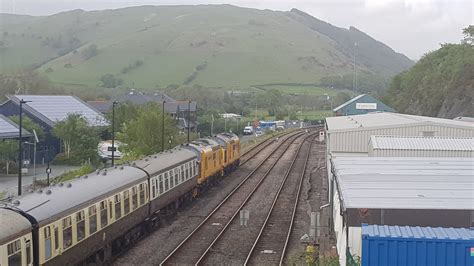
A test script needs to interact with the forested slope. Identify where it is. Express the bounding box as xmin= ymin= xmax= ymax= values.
xmin=384 ymin=30 xmax=473 ymax=118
